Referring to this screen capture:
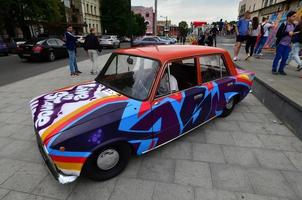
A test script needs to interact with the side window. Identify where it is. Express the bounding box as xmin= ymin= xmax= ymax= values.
xmin=156 ymin=58 xmax=198 ymax=98
xmin=200 ymin=55 xmax=229 ymax=83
